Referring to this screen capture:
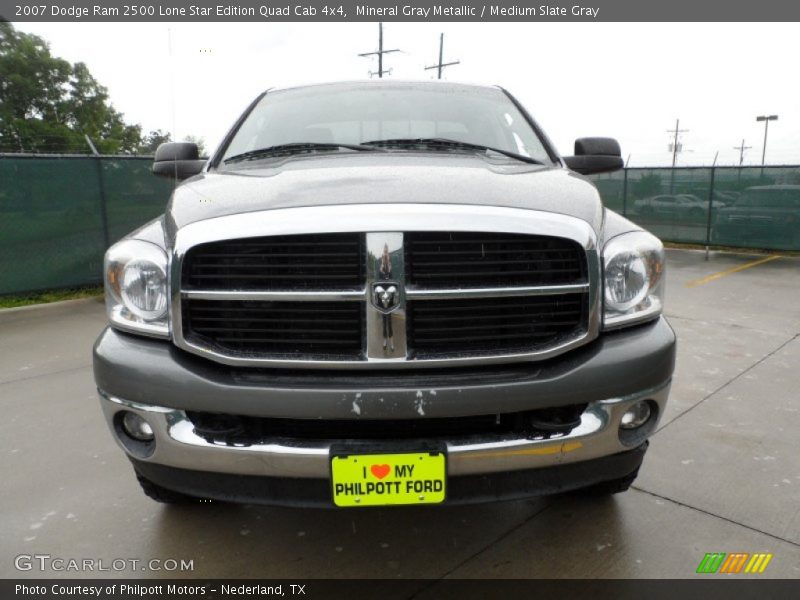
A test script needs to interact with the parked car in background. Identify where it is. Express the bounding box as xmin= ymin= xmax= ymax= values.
xmin=713 ymin=190 xmax=740 ymax=204
xmin=633 ymin=194 xmax=725 ymax=221
xmin=713 ymin=185 xmax=800 ymax=247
